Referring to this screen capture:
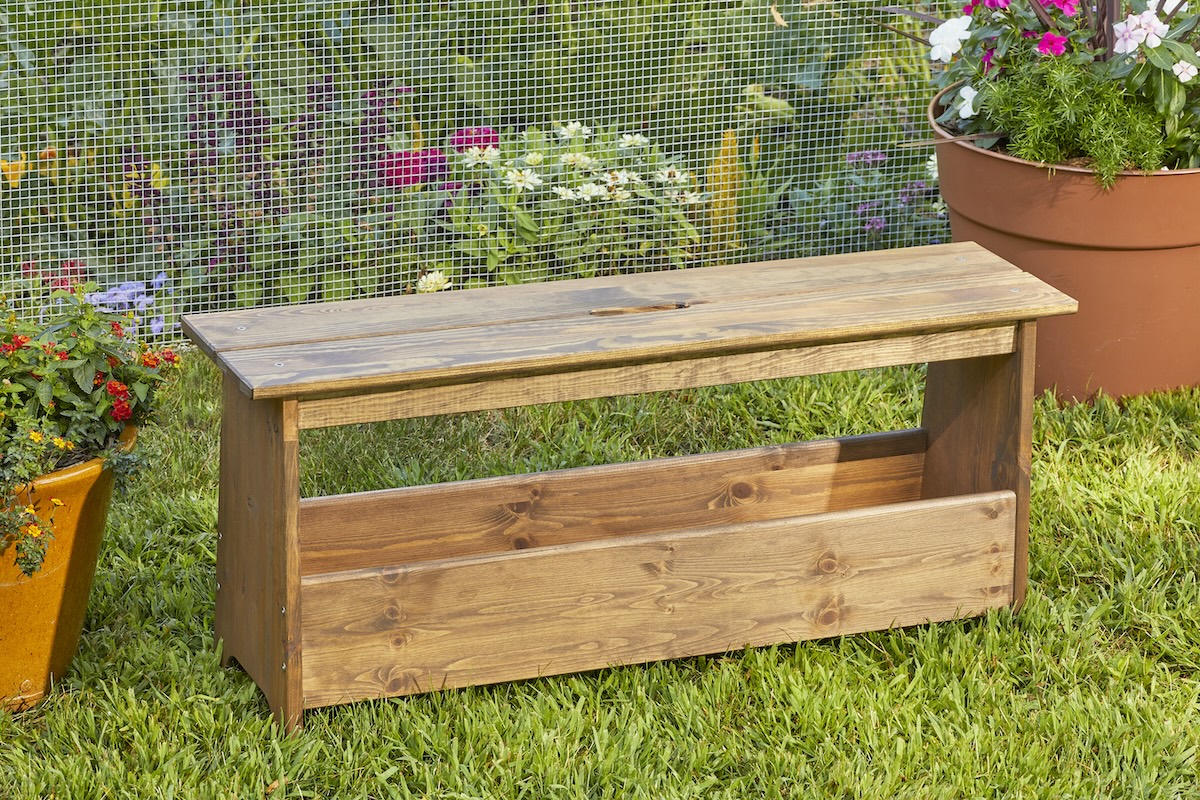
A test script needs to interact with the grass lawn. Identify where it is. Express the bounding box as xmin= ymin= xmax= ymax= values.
xmin=3 ymin=357 xmax=1200 ymax=798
